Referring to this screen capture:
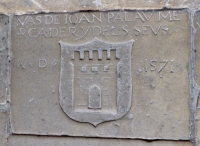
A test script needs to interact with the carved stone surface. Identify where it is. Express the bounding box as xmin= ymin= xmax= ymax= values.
xmin=11 ymin=10 xmax=190 ymax=139
xmin=59 ymin=38 xmax=133 ymax=126
xmin=8 ymin=136 xmax=193 ymax=146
